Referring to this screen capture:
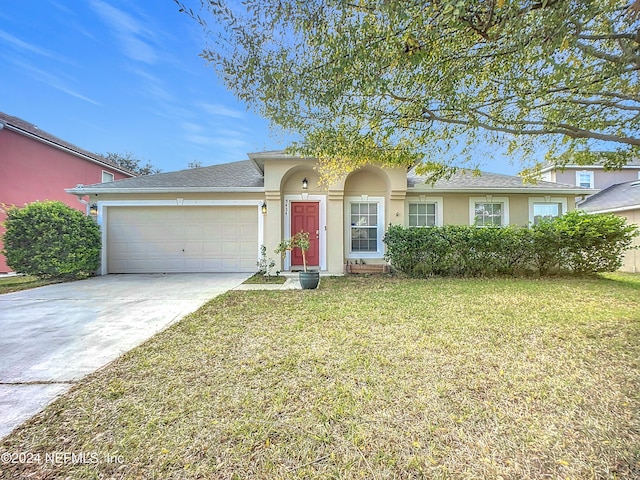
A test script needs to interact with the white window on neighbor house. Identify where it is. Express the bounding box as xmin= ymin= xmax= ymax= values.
xmin=469 ymin=197 xmax=510 ymax=227
xmin=102 ymin=171 xmax=115 ymax=183
xmin=528 ymin=197 xmax=568 ymax=225
xmin=407 ymin=198 xmax=444 ymax=227
xmin=576 ymin=170 xmax=594 ymax=188
xmin=346 ymin=197 xmax=385 ymax=258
